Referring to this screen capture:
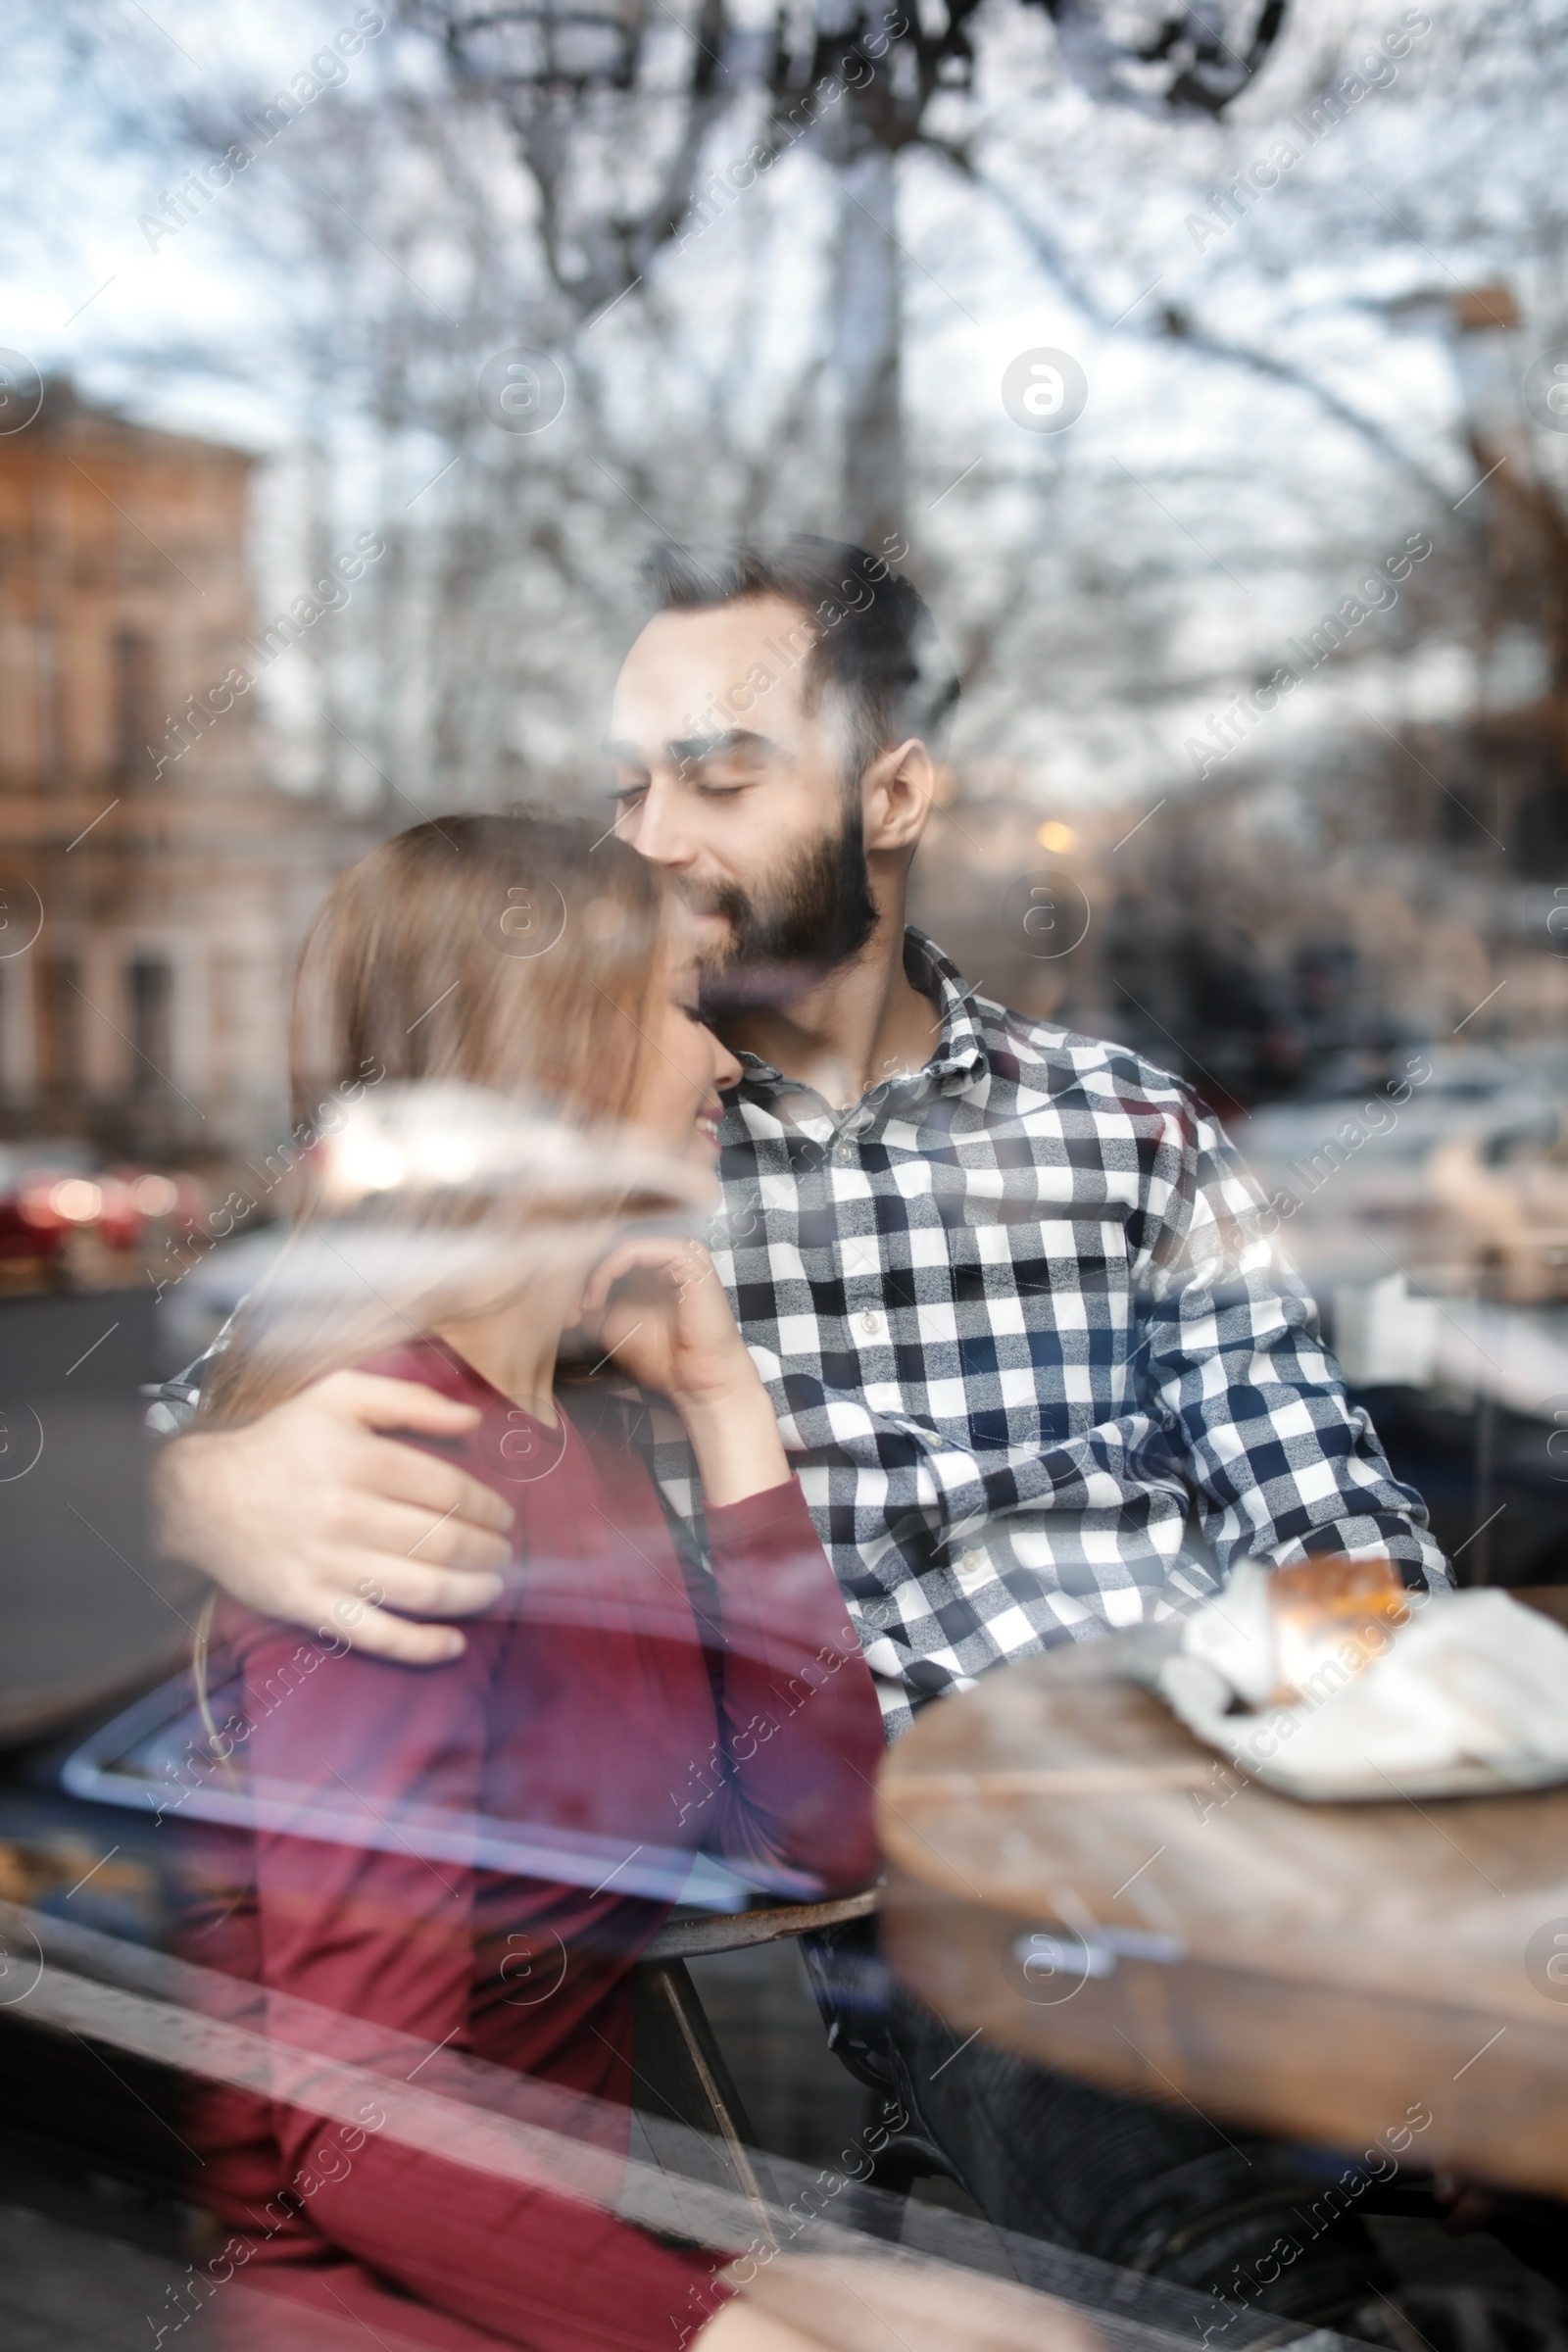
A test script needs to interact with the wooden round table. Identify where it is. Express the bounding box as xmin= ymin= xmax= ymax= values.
xmin=877 ymin=1611 xmax=1568 ymax=2199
